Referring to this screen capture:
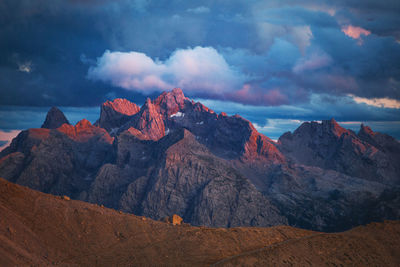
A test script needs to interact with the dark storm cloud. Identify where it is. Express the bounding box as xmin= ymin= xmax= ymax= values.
xmin=0 ymin=0 xmax=399 ymax=125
